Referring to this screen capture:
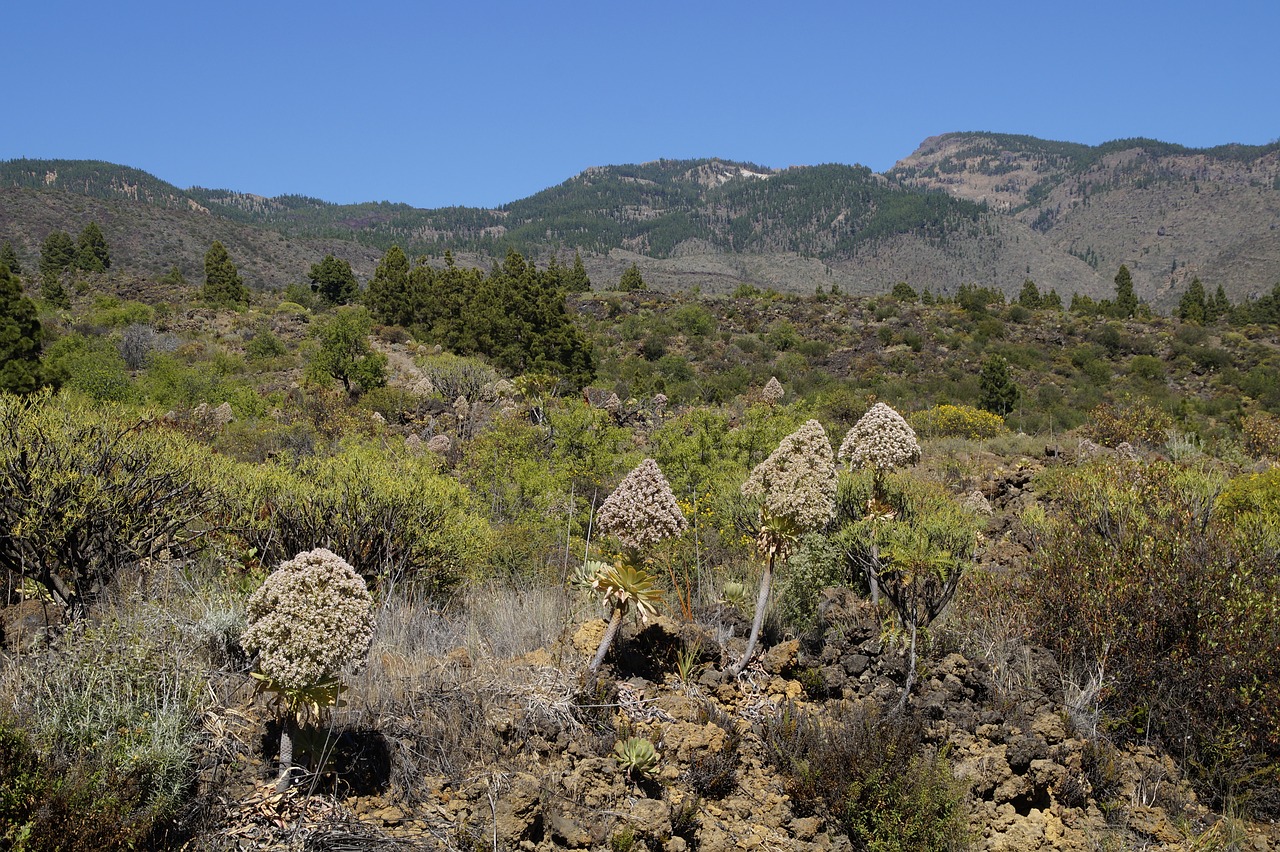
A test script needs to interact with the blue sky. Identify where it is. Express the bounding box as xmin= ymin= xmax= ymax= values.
xmin=4 ymin=1 xmax=1277 ymax=209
